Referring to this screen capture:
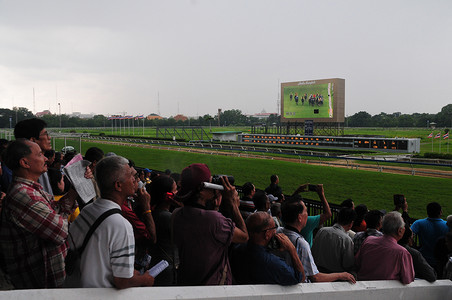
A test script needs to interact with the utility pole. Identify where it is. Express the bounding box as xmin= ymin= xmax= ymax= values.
xmin=58 ymin=103 xmax=61 ymax=128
